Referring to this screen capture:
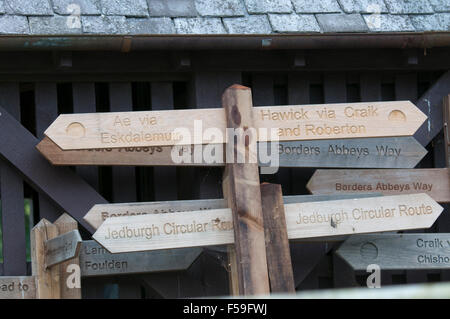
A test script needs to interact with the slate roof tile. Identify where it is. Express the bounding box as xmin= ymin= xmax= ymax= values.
xmin=0 ymin=0 xmax=448 ymax=35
